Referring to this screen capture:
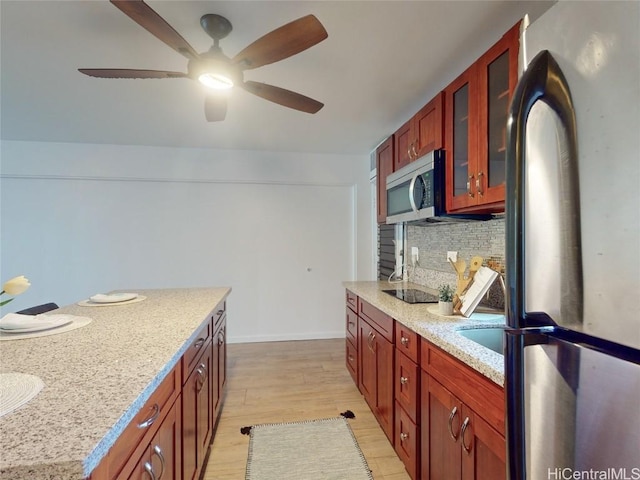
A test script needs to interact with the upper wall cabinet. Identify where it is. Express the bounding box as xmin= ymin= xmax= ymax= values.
xmin=445 ymin=22 xmax=520 ymax=213
xmin=376 ymin=136 xmax=395 ymax=224
xmin=394 ymin=92 xmax=444 ymax=171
